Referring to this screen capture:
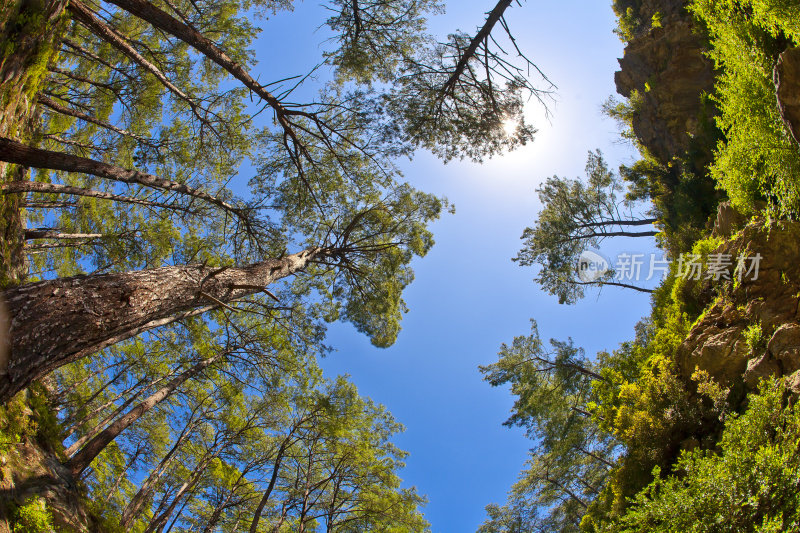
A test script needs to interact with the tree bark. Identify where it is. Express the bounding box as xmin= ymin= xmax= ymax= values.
xmin=0 ymin=246 xmax=322 ymax=402
xmin=66 ymin=354 xmax=221 ymax=477
xmin=64 ymin=374 xmax=164 ymax=457
xmin=120 ymin=409 xmax=203 ymax=528
xmin=4 ymin=180 xmax=197 ymax=213
xmin=25 ymin=228 xmax=104 ymax=240
xmin=0 ymin=137 xmax=246 ymax=223
xmin=1 ymin=0 xmax=69 ymax=285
